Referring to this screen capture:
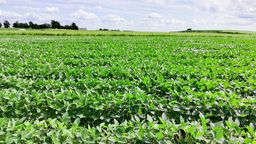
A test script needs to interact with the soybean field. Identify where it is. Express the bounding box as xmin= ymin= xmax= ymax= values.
xmin=0 ymin=31 xmax=256 ymax=143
